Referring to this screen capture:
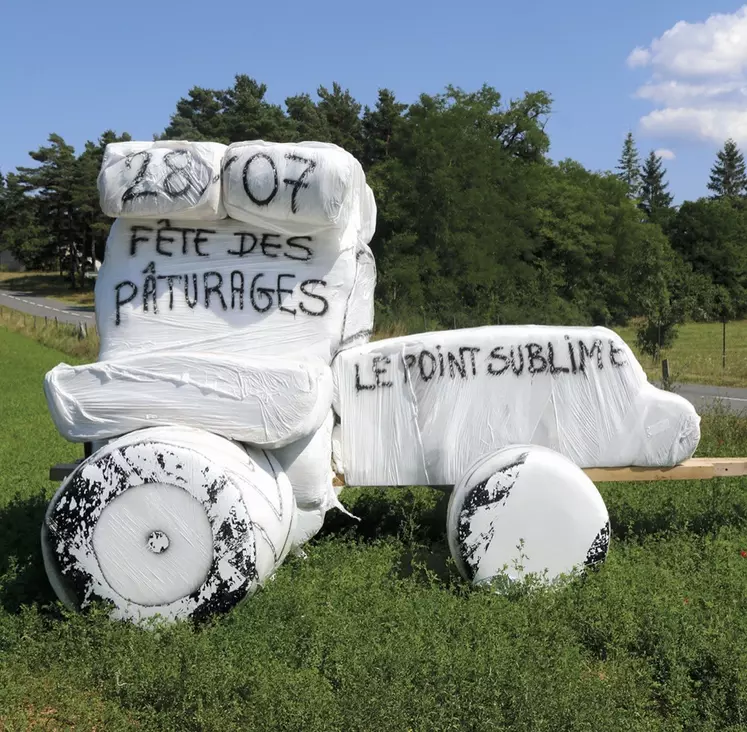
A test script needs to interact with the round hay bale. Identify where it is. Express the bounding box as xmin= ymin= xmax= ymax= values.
xmin=42 ymin=426 xmax=294 ymax=624
xmin=447 ymin=445 xmax=610 ymax=588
